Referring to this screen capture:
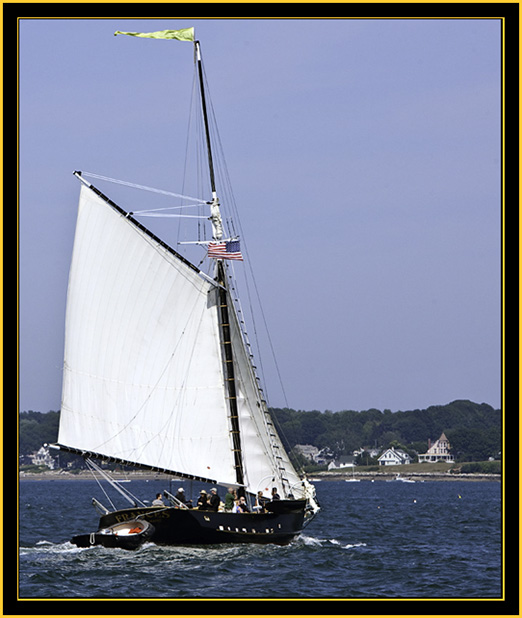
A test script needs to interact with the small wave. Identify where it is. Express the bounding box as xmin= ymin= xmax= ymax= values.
xmin=20 ymin=541 xmax=89 ymax=556
xmin=329 ymin=539 xmax=367 ymax=550
xmin=297 ymin=534 xmax=327 ymax=547
xmin=298 ymin=535 xmax=367 ymax=550
xmin=343 ymin=542 xmax=367 ymax=550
